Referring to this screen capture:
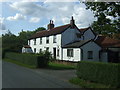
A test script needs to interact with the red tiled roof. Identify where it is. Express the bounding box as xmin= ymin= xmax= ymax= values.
xmin=29 ymin=24 xmax=71 ymax=39
xmin=23 ymin=45 xmax=31 ymax=48
xmin=95 ymin=35 xmax=120 ymax=48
